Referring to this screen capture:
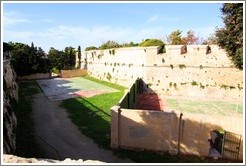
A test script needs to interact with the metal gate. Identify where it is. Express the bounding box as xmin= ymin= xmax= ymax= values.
xmin=221 ymin=131 xmax=242 ymax=160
